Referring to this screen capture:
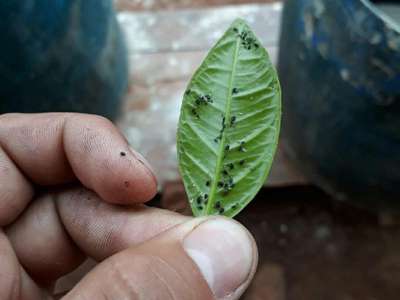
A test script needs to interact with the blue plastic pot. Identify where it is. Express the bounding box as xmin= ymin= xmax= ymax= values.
xmin=0 ymin=0 xmax=128 ymax=120
xmin=278 ymin=0 xmax=400 ymax=211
